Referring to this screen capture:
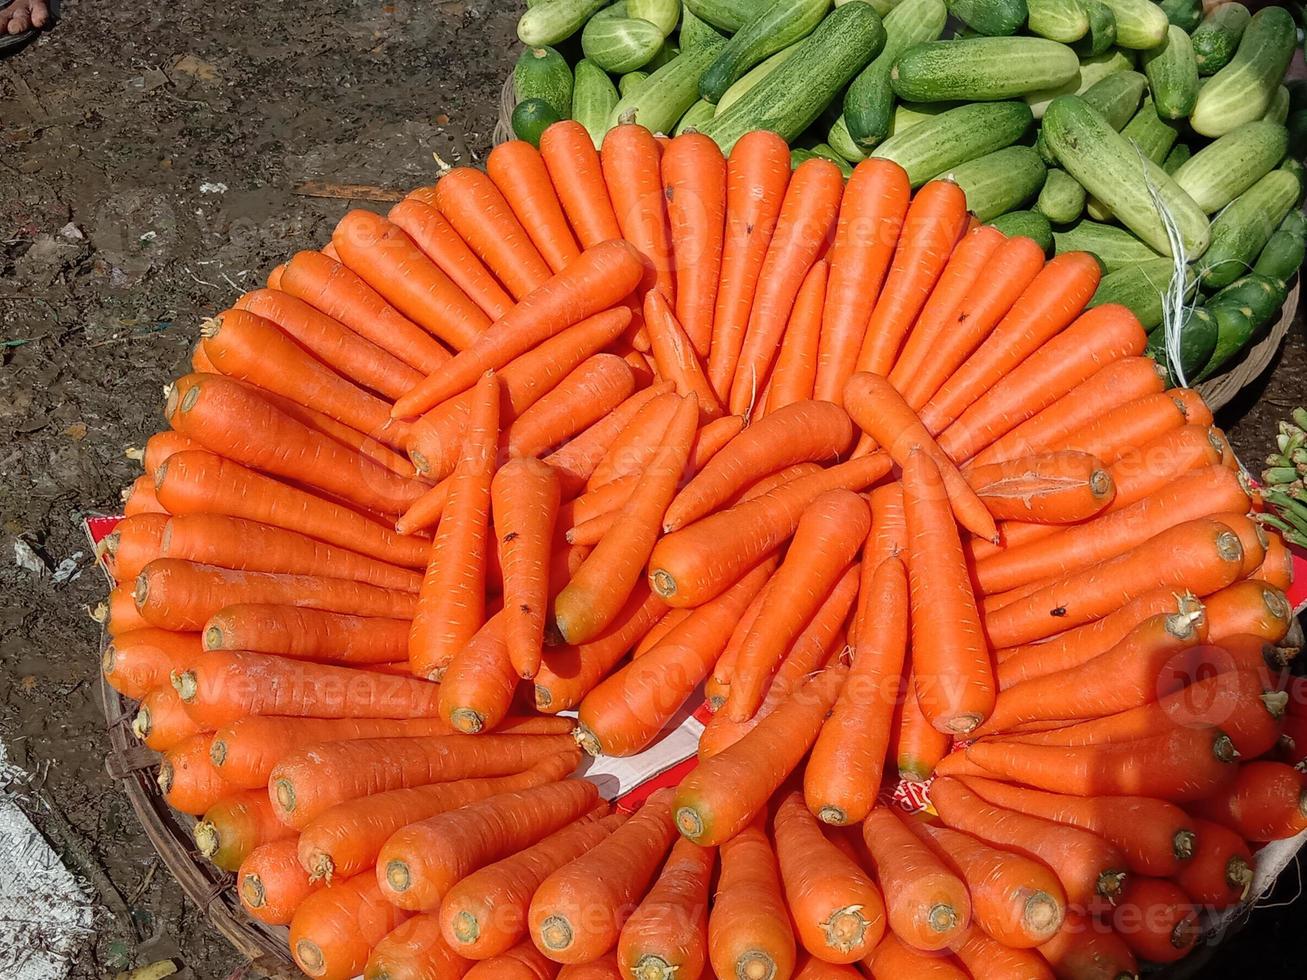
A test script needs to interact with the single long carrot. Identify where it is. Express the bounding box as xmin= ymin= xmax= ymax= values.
xmin=409 ymin=371 xmax=498 ymax=680
xmin=918 ymin=251 xmax=1102 ymax=433
xmin=866 ymin=932 xmax=967 ymax=980
xmin=663 ymin=132 xmax=727 ymax=358
xmin=726 ymin=490 xmax=869 ymax=720
xmin=133 ymin=685 xmax=202 ymax=752
xmin=364 ymin=913 xmax=473 ymax=980
xmin=101 ymin=628 xmax=198 ymax=699
xmin=492 ymin=457 xmax=561 ymax=679
xmin=538 ymin=120 xmax=622 ymax=247
xmin=434 ymin=166 xmax=552 ymax=299
xmin=1192 ymin=760 xmax=1307 ymax=842
xmin=844 ymin=373 xmax=998 ymax=542
xmin=394 ymin=241 xmax=643 ymax=419
xmin=529 ymin=789 xmax=678 ymax=964
xmin=708 ymin=820 xmax=797 ymax=980
xmin=707 ymin=130 xmax=792 ymax=402
xmin=554 ymin=394 xmax=697 ymax=645
xmin=860 ymin=806 xmax=970 ymax=952
xmin=389 ymin=195 xmax=513 ymax=319
xmin=102 ymin=513 xmax=167 ymax=584
xmin=649 ymin=452 xmax=891 ymax=607
xmin=644 ymin=291 xmax=723 ymax=419
xmin=1055 ymin=390 xmax=1192 ymax=467
xmin=488 ymin=140 xmax=582 ymax=274
xmin=202 ymin=604 xmax=408 ymax=664
xmin=239 ymin=839 xmax=321 ymax=928
xmin=290 ymin=874 xmax=411 ymax=980
xmin=965 ymin=451 xmax=1113 ymax=528
xmin=158 ymin=733 xmax=232 ymax=815
xmin=674 ymin=665 xmax=849 ymax=846
xmin=855 ymin=180 xmax=970 ymax=376
xmin=815 ymin=159 xmax=911 ymax=402
xmin=805 ymin=557 xmax=908 ymax=826
xmin=139 ymin=430 xmax=203 ymax=476
xmin=278 ymin=249 xmax=451 ymax=373
xmin=602 ymin=123 xmax=675 ymax=302
xmin=891 ymin=674 xmax=952 ymax=783
xmin=765 ymin=260 xmax=828 ymax=413
xmin=615 ymin=836 xmax=715 ymax=980
xmin=729 ymin=157 xmax=844 ymax=415
xmin=195 ymin=790 xmax=296 ymax=872
xmin=1174 ymin=817 xmax=1254 ymax=909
